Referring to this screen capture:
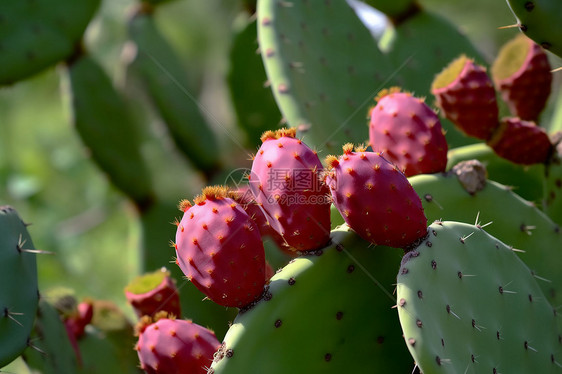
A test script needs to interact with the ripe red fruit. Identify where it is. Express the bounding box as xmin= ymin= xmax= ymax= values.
xmin=325 ymin=144 xmax=427 ymax=248
xmin=174 ymin=186 xmax=266 ymax=308
xmin=228 ymin=185 xmax=296 ymax=257
xmin=135 ymin=312 xmax=221 ymax=374
xmin=492 ymin=34 xmax=552 ymax=121
xmin=432 ymin=55 xmax=499 ymax=140
xmin=124 ymin=268 xmax=181 ymax=318
xmin=249 ymin=128 xmax=331 ymax=252
xmin=369 ymin=88 xmax=448 ymax=177
xmin=487 ymin=117 xmax=552 ymax=165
